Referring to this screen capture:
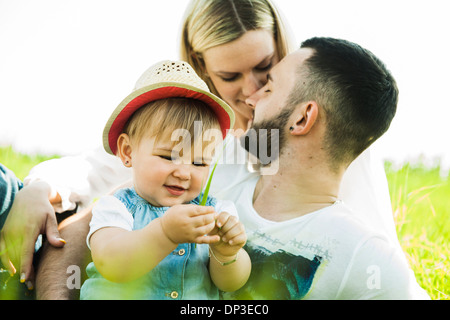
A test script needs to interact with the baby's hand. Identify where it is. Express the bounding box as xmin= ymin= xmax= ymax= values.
xmin=160 ymin=204 xmax=220 ymax=245
xmin=209 ymin=211 xmax=247 ymax=258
